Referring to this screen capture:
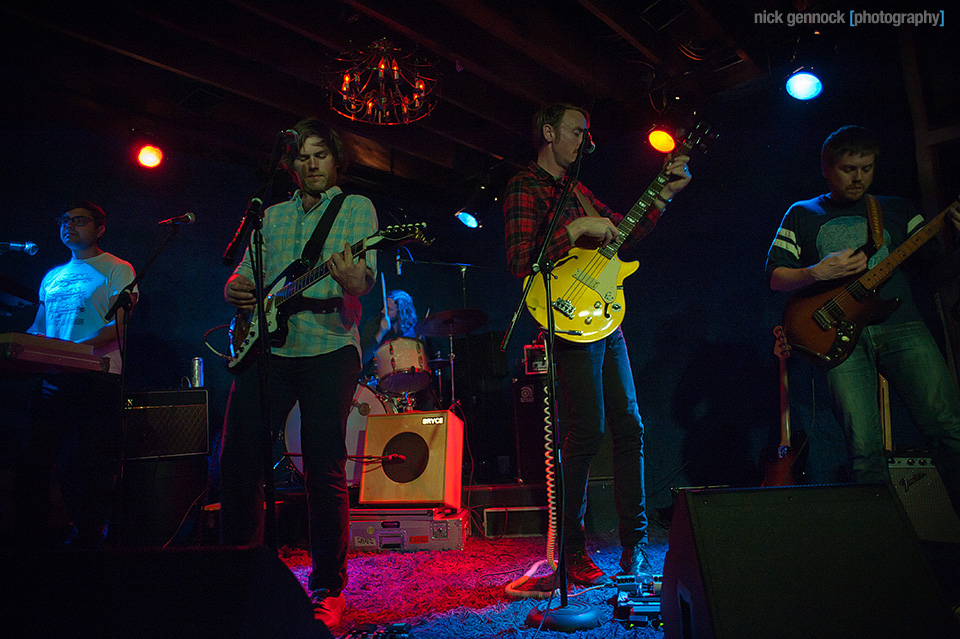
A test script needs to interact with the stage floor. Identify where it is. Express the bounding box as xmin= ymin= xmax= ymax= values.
xmin=279 ymin=525 xmax=671 ymax=638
